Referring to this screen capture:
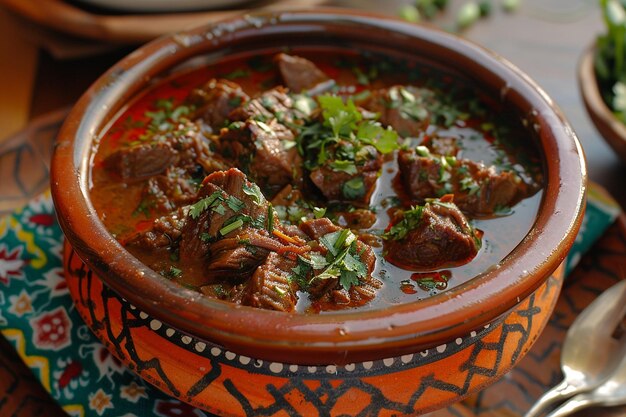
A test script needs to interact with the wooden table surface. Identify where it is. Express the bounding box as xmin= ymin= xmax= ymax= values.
xmin=0 ymin=0 xmax=624 ymax=416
